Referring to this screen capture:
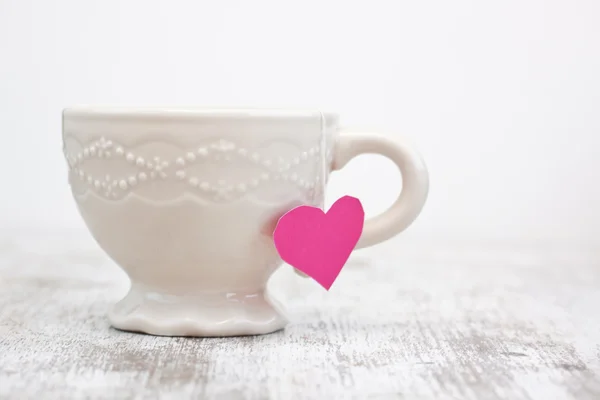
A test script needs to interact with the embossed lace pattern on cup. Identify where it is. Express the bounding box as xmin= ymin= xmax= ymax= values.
xmin=63 ymin=136 xmax=332 ymax=202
